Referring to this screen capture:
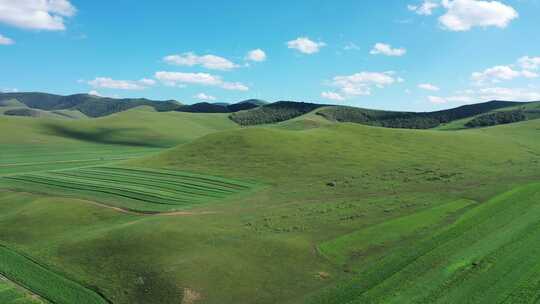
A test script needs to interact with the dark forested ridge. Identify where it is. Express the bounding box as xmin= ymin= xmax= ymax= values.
xmin=315 ymin=100 xmax=526 ymax=129
xmin=229 ymin=101 xmax=328 ymax=125
xmin=465 ymin=109 xmax=527 ymax=128
xmin=230 ymin=99 xmax=526 ymax=129
xmin=176 ymin=99 xmax=266 ymax=113
xmin=0 ymin=92 xmax=182 ymax=117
